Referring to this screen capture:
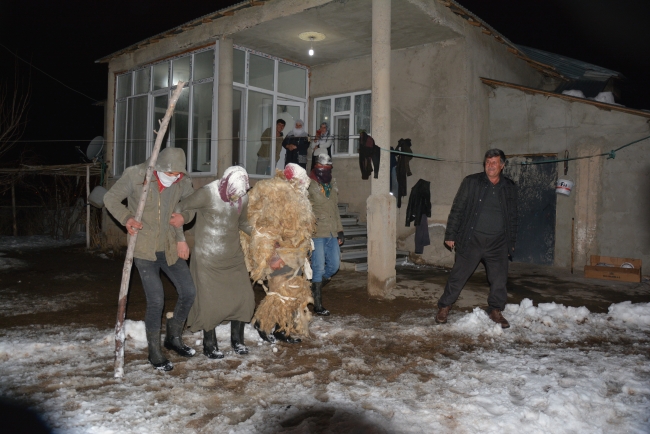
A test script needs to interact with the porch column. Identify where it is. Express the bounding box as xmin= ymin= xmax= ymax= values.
xmin=367 ymin=0 xmax=396 ymax=298
xmin=217 ymin=37 xmax=234 ymax=177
